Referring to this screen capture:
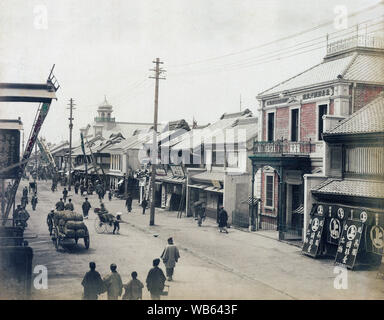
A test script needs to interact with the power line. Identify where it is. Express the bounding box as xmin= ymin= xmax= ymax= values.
xmin=167 ymin=22 xmax=384 ymax=77
xmin=169 ymin=2 xmax=382 ymax=68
